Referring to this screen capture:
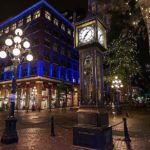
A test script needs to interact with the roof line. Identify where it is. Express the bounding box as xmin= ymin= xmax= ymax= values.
xmin=43 ymin=1 xmax=73 ymax=28
xmin=0 ymin=0 xmax=73 ymax=29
